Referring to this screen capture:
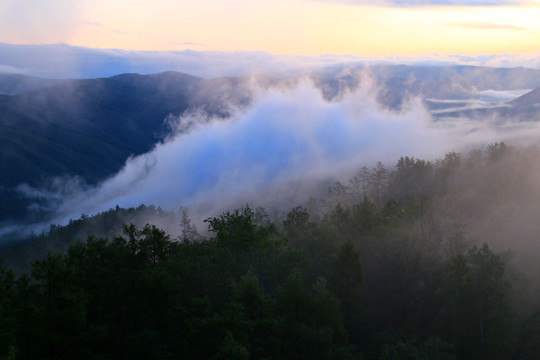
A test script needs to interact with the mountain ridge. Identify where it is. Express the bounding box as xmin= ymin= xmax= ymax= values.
xmin=0 ymin=71 xmax=254 ymax=223
xmin=3 ymin=67 xmax=540 ymax=225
